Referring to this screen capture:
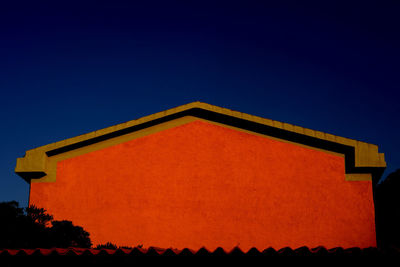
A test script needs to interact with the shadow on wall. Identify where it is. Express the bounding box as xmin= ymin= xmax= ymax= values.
xmin=375 ymin=169 xmax=400 ymax=250
xmin=0 ymin=201 xmax=91 ymax=249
